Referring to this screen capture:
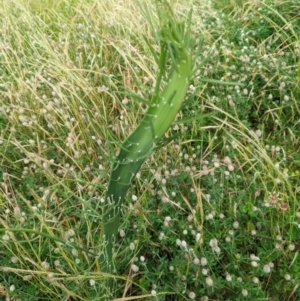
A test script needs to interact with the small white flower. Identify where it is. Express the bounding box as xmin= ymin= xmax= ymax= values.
xmin=189 ymin=84 xmax=196 ymax=92
xmin=253 ymin=277 xmax=259 ymax=283
xmin=228 ymin=230 xmax=234 ymax=236
xmin=228 ymin=164 xmax=234 ymax=171
xmin=284 ymin=274 xmax=291 ymax=281
xmin=251 ymin=261 xmax=259 ymax=267
xmin=214 ymin=162 xmax=220 ymax=168
xmin=255 ymin=129 xmax=262 ymax=138
xmin=132 ymin=195 xmax=138 ymax=201
xmin=151 ymin=290 xmax=157 ymax=296
xmin=164 ymin=216 xmax=171 ymax=226
xmin=193 ymin=258 xmax=200 ymax=265
xmin=140 ymin=256 xmax=145 ymax=262
xmin=209 ymin=238 xmax=221 ymax=254
xmin=214 ymin=247 xmax=221 ymax=254
xmin=11 ymin=256 xmax=18 ymax=263
xmin=200 ymin=257 xmax=208 ymax=266
xmin=263 ymin=264 xmax=271 ymax=273
xmin=233 ymin=221 xmax=239 ymax=229
xmin=119 ymin=229 xmax=125 ymax=237
xmin=97 ymin=85 xmax=108 ymax=93
xmin=242 ymin=289 xmax=248 ymax=296
xmin=209 ymin=238 xmax=218 ymax=248
xmin=66 ymin=229 xmax=75 ymax=238
xmin=250 ymin=254 xmax=260 ymax=261
xmin=129 ymin=242 xmax=135 ymax=250
xmin=205 ymin=213 xmax=214 ymax=220
xmin=223 ymin=156 xmax=232 ymax=165
xmin=226 ymin=273 xmax=232 ymax=282
xmin=9 ymin=285 xmax=15 ymax=292
xmin=181 ymin=240 xmax=187 ymax=248
xmin=23 ymin=275 xmax=33 ymax=281
xmin=131 ymin=264 xmax=139 ymax=273
xmin=122 ymin=97 xmax=129 ymax=104
xmin=279 ymin=81 xmax=286 ymax=89
xmin=205 ymin=276 xmax=214 ymax=286
xmin=202 ymin=268 xmax=208 ymax=275
xmin=195 ymin=233 xmax=201 ymax=242
xmin=72 ymin=248 xmax=78 ymax=257
xmin=187 ymin=215 xmax=193 ymax=222
xmin=41 ymin=261 xmax=50 ymax=270
xmin=2 ymin=233 xmax=10 ymax=241
xmin=89 ymin=279 xmax=95 ymax=286
xmin=54 ymin=260 xmax=60 ymax=267
xmin=288 ymin=244 xmax=295 ymax=251
xmin=188 ymin=291 xmax=196 ymax=299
